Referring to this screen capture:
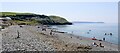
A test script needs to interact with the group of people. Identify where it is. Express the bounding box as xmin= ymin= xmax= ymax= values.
xmin=86 ymin=30 xmax=91 ymax=34
xmin=92 ymin=42 xmax=104 ymax=48
xmin=105 ymin=33 xmax=113 ymax=36
xmin=40 ymin=25 xmax=54 ymax=35
xmin=92 ymin=37 xmax=106 ymax=41
xmin=86 ymin=29 xmax=113 ymax=36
